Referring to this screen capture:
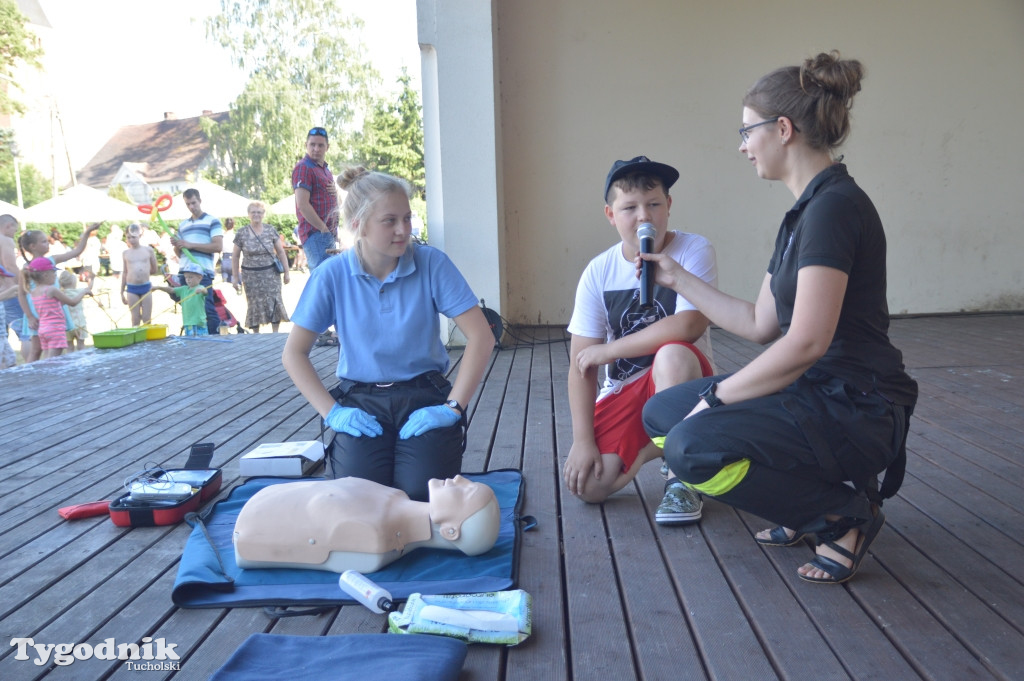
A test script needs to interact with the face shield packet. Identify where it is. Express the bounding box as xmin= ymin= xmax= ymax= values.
xmin=387 ymin=589 xmax=531 ymax=645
